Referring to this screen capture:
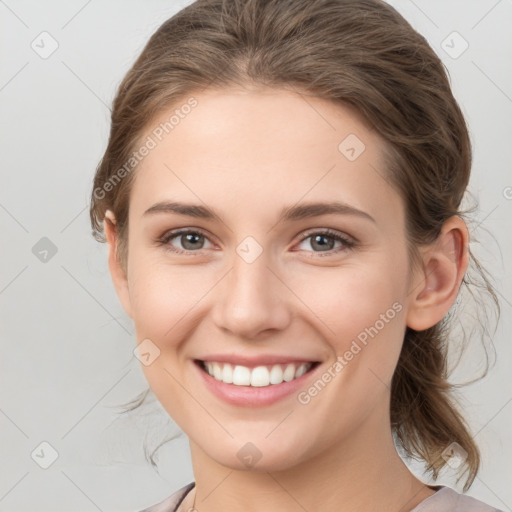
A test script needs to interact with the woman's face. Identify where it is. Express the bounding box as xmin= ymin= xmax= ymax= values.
xmin=114 ymin=87 xmax=418 ymax=471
